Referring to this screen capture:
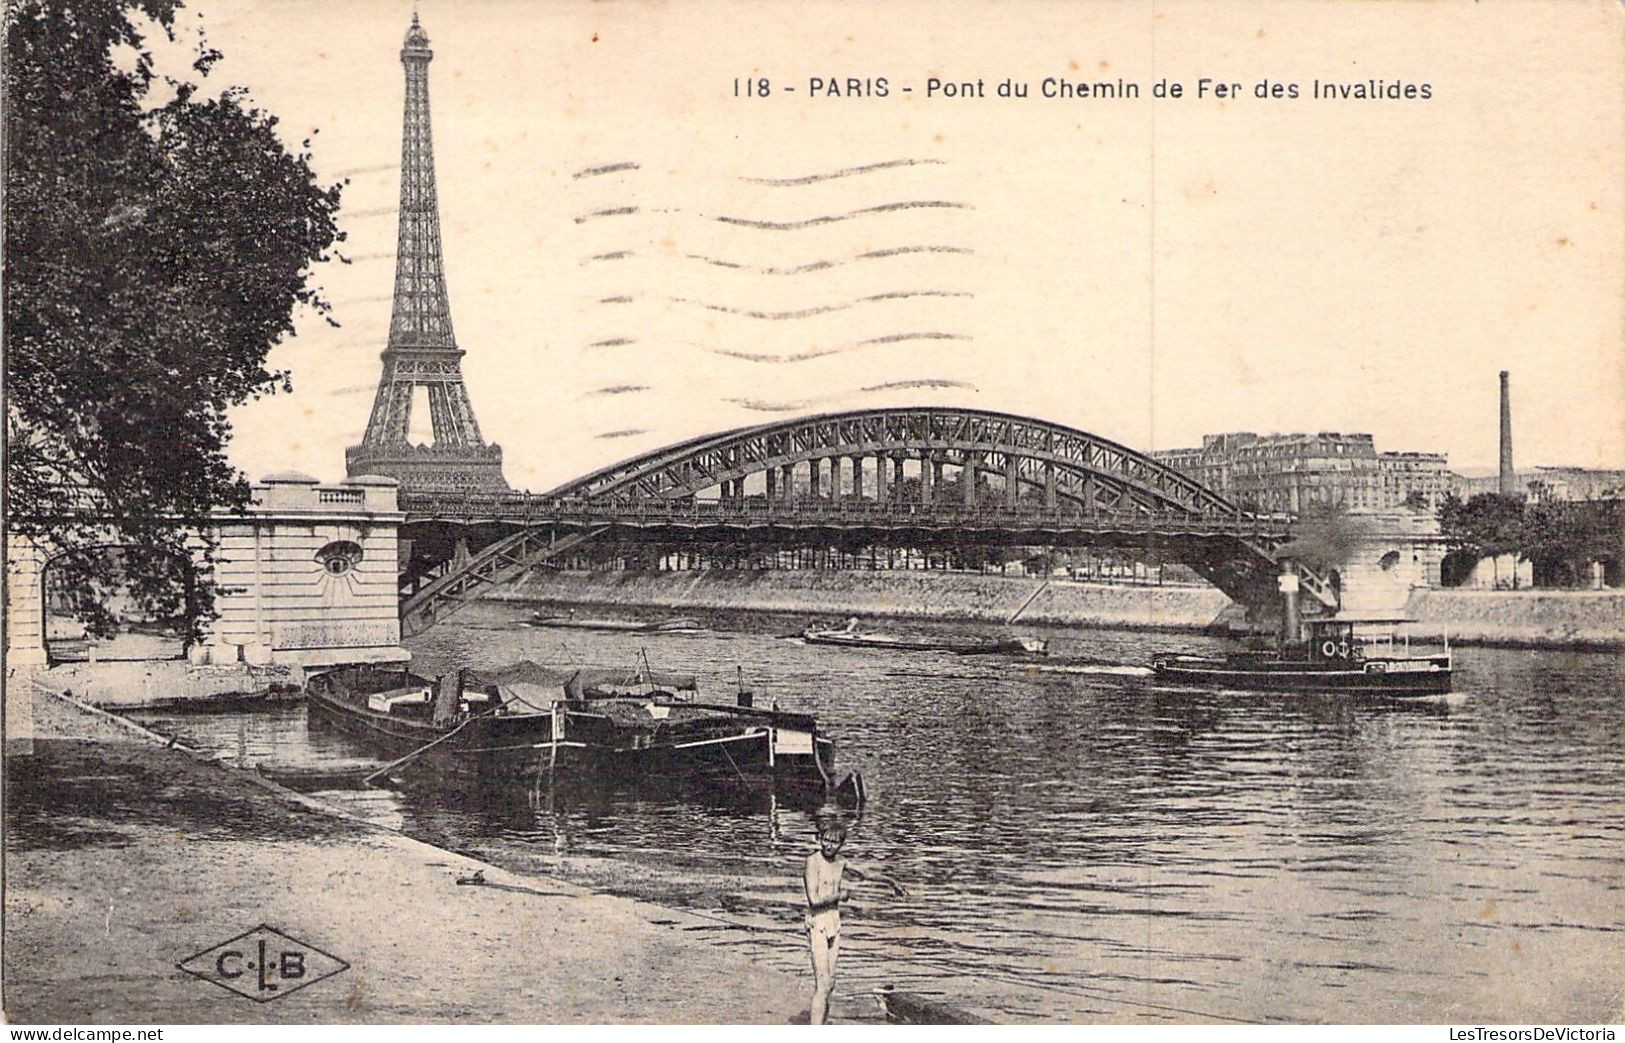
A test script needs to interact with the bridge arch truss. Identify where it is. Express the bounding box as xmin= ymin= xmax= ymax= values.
xmin=395 ymin=407 xmax=1340 ymax=636
xmin=538 ymin=408 xmax=1242 ymax=519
